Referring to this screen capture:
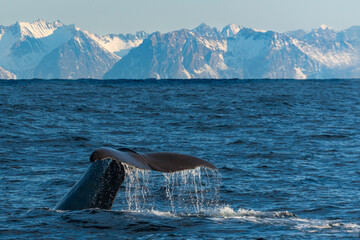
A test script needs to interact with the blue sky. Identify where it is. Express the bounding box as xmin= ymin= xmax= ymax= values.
xmin=2 ymin=0 xmax=359 ymax=35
